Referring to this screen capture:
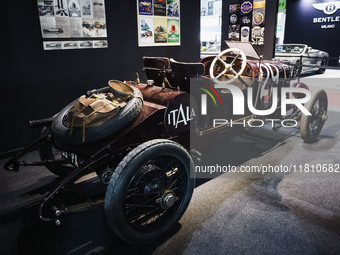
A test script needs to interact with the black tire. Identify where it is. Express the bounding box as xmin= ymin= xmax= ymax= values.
xmin=39 ymin=127 xmax=76 ymax=177
xmin=300 ymin=90 xmax=328 ymax=143
xmin=104 ymin=139 xmax=195 ymax=244
xmin=52 ymin=86 xmax=143 ymax=145
xmin=316 ymin=57 xmax=328 ymax=74
xmin=292 ymin=61 xmax=302 ymax=77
